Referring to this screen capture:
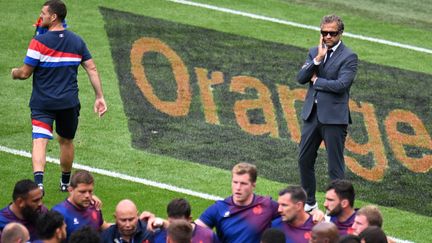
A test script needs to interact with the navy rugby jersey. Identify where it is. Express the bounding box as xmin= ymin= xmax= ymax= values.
xmin=52 ymin=199 xmax=103 ymax=240
xmin=271 ymin=215 xmax=314 ymax=243
xmin=24 ymin=30 xmax=91 ymax=110
xmin=154 ymin=223 xmax=219 ymax=243
xmin=199 ymin=195 xmax=279 ymax=243
xmin=329 ymin=210 xmax=357 ymax=235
